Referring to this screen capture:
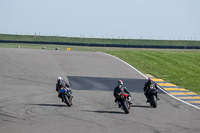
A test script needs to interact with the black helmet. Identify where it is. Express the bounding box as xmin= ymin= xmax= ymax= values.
xmin=148 ymin=78 xmax=153 ymax=84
